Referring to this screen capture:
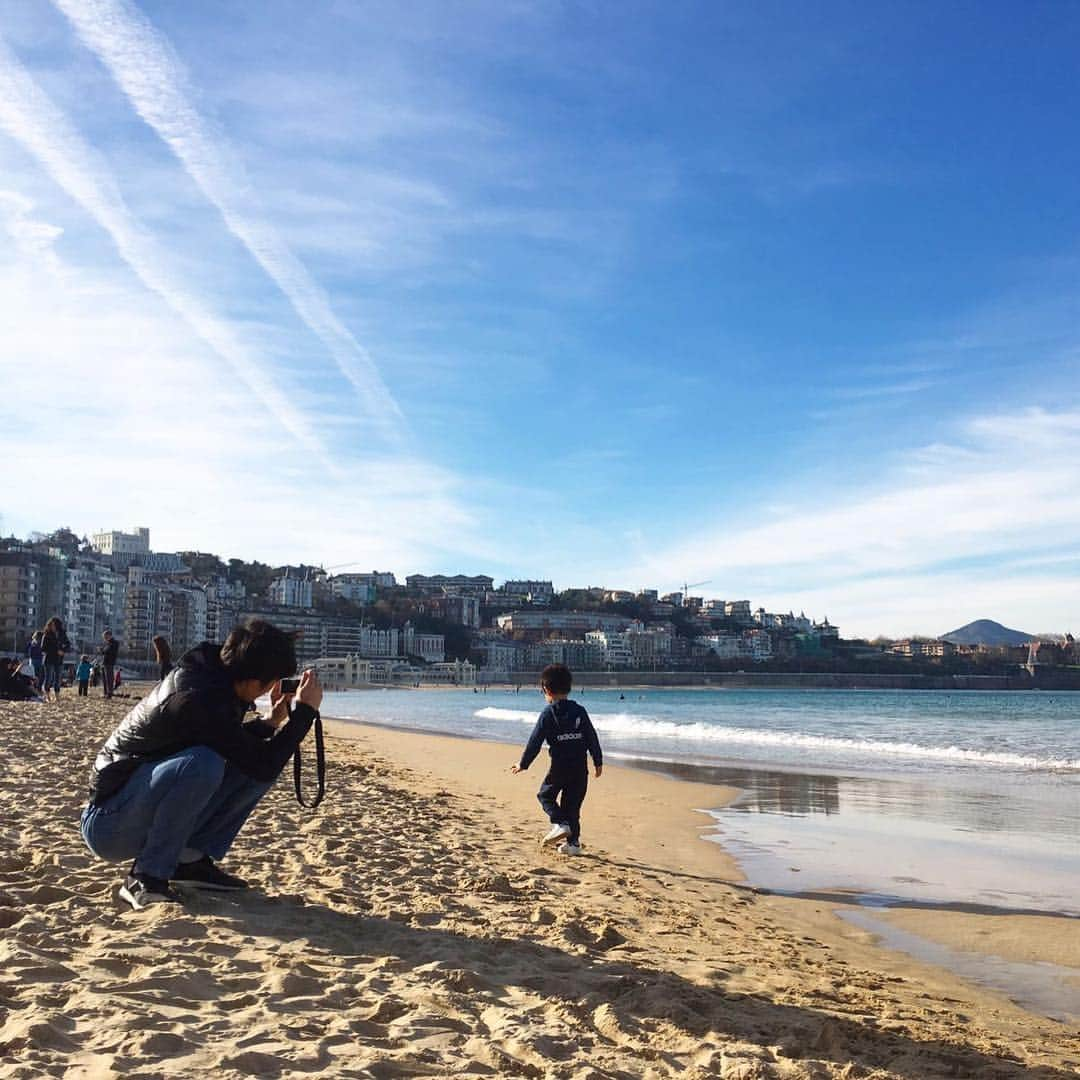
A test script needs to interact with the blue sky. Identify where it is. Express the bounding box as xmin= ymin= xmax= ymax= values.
xmin=2 ymin=0 xmax=1079 ymax=637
